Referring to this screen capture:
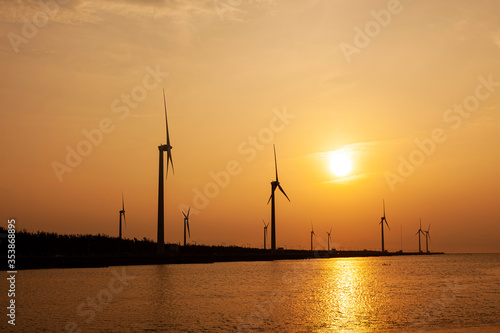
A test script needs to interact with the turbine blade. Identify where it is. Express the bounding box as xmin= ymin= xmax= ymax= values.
xmin=278 ymin=184 xmax=290 ymax=202
xmin=267 ymin=186 xmax=276 ymax=205
xmin=187 ymin=220 xmax=190 ymax=238
xmin=427 ymin=224 xmax=431 ymax=232
xmin=385 ymin=220 xmax=390 ymax=231
xmin=123 ymin=212 xmax=126 ymax=228
xmin=273 ymin=144 xmax=278 ymax=182
xmin=383 ymin=199 xmax=385 ymax=218
xmin=166 ymin=151 xmax=174 ymax=177
xmin=163 ymin=89 xmax=170 ymax=146
xmin=187 ymin=207 xmax=190 ymax=218
xmin=182 ymin=211 xmax=187 ymax=218
xmin=329 ymin=227 xmax=332 ymax=234
xmin=262 ymin=219 xmax=266 ymax=226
